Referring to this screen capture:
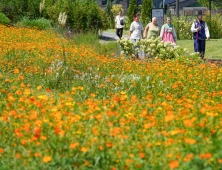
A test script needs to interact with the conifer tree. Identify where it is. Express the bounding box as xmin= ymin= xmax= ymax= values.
xmin=141 ymin=0 xmax=152 ymax=25
xmin=105 ymin=0 xmax=115 ymax=28
xmin=166 ymin=5 xmax=171 ymax=18
xmin=127 ymin=0 xmax=137 ymax=24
